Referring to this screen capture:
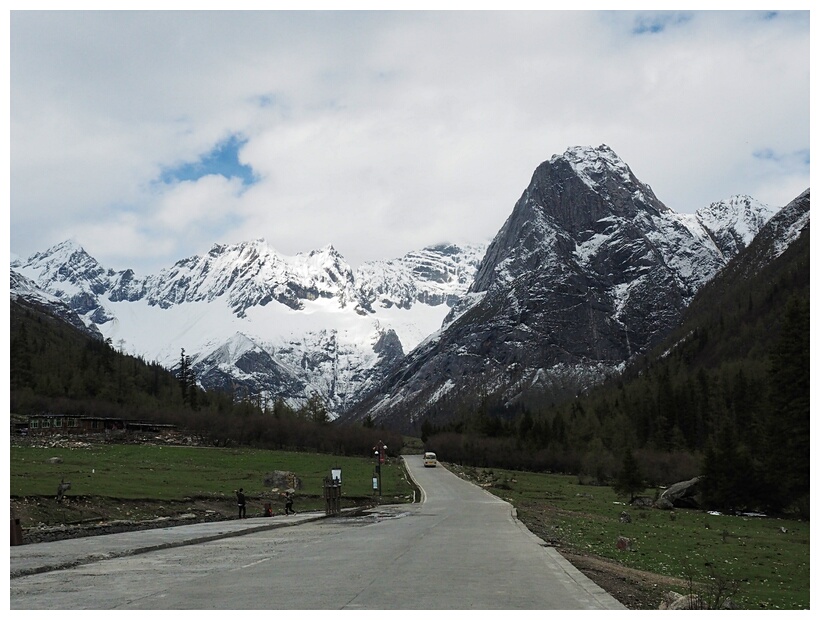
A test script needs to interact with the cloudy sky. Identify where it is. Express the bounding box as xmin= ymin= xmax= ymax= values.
xmin=8 ymin=8 xmax=811 ymax=275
